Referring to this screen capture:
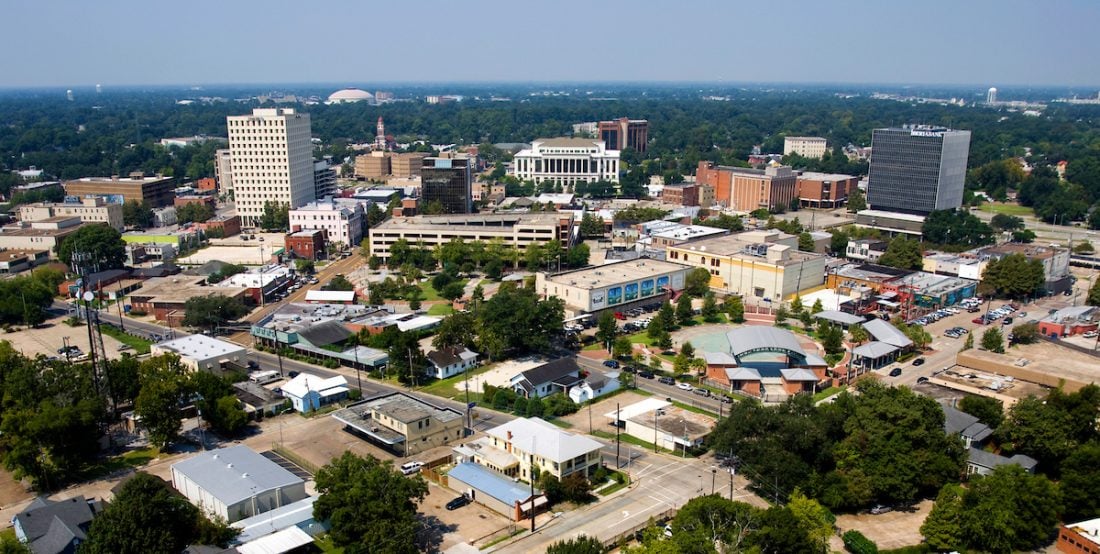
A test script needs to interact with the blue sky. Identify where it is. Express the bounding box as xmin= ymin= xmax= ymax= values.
xmin=2 ymin=0 xmax=1097 ymax=88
